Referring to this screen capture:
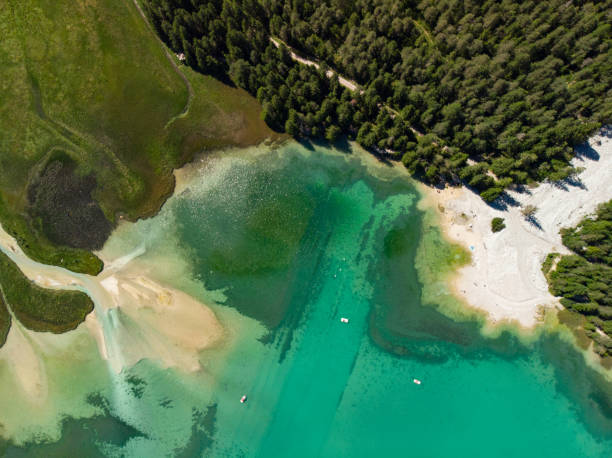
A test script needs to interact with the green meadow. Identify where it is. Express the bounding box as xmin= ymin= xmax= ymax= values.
xmin=0 ymin=0 xmax=277 ymax=275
